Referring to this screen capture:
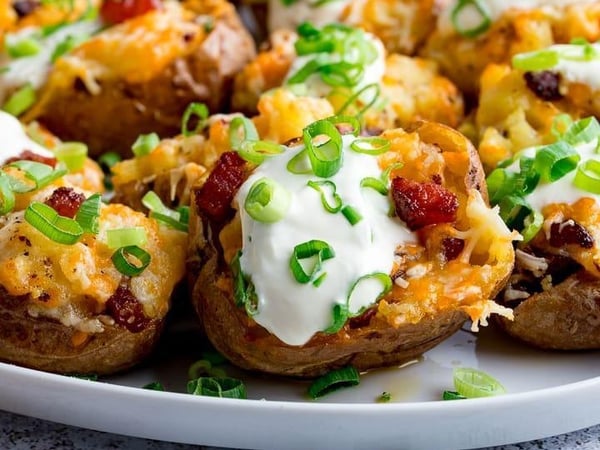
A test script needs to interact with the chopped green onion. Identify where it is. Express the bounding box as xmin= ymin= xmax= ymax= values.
xmin=244 ymin=177 xmax=291 ymax=223
xmin=313 ymin=272 xmax=327 ymax=287
xmin=534 ymin=141 xmax=580 ymax=182
xmin=200 ymin=350 xmax=227 ymax=366
xmin=143 ymin=382 xmax=165 ymax=391
xmin=237 ymin=140 xmax=285 ymax=165
xmin=286 ymin=148 xmax=312 ymax=174
xmin=360 ymin=177 xmax=388 ymax=195
xmin=24 ymin=202 xmax=83 ymax=245
xmin=187 ymin=377 xmax=246 ymax=399
xmin=378 ymin=391 xmax=392 ymax=403
xmin=574 ymin=159 xmax=600 ymax=194
xmin=177 ymin=206 xmax=190 ymax=225
xmin=98 ymin=151 xmax=121 ymax=170
xmin=0 ymin=172 xmax=16 ymax=215
xmin=303 ymin=119 xmax=343 ymax=178
xmin=307 ymin=366 xmax=360 ymax=399
xmin=450 ymin=0 xmax=492 ymax=38
xmin=8 ymin=160 xmax=66 ymax=192
xmin=7 ymin=37 xmax=41 ymax=58
xmin=336 ymin=83 xmax=381 ymax=117
xmin=347 ymin=272 xmax=392 ymax=310
xmin=131 ymin=133 xmax=159 ymax=157
xmin=231 ymin=250 xmax=258 ymax=314
xmin=341 ymin=205 xmax=362 ymax=225
xmin=287 ymin=59 xmax=322 ymax=84
xmin=289 ymin=239 xmax=335 ymax=284
xmin=188 ymin=359 xmax=227 ymax=379
xmin=75 ymin=193 xmax=101 ymax=234
xmin=521 ymin=210 xmax=544 ymax=244
xmin=498 ymin=195 xmax=533 ymax=230
xmin=2 ymin=84 xmax=36 ymax=116
xmin=551 ymin=114 xmax=573 ymax=140
xmin=563 ymin=116 xmax=600 ymax=146
xmin=229 ymin=116 xmax=259 ymax=150
xmin=442 ymin=390 xmax=466 ymax=400
xmin=512 ymin=49 xmax=559 ymax=71
xmin=453 ymin=367 xmax=506 ymax=398
xmin=142 ymin=191 xmax=188 ymax=232
xmin=307 ymin=180 xmax=342 ymax=213
xmin=381 ymin=162 xmax=403 ymax=185
xmin=181 ymin=102 xmax=208 ymax=136
xmin=54 ymin=142 xmax=88 ymax=172
xmin=326 ymin=115 xmax=360 ymax=136
xmin=106 ymin=227 xmax=147 ymax=249
xmin=350 ymin=137 xmax=390 ymax=155
xmin=51 ymin=33 xmax=89 ymax=62
xmin=319 ymin=61 xmax=364 ymax=87
xmin=323 ymin=303 xmax=349 ymax=334
xmin=111 ymin=245 xmax=151 ymax=276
